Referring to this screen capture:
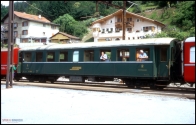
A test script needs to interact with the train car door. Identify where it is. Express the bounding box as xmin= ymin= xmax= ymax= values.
xmin=17 ymin=52 xmax=23 ymax=73
xmin=156 ymin=46 xmax=169 ymax=78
